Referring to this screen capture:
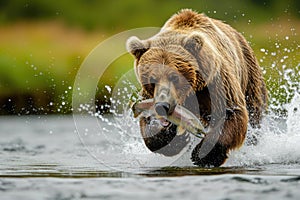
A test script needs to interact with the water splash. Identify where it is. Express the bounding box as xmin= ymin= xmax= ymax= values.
xmin=227 ymin=93 xmax=300 ymax=166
